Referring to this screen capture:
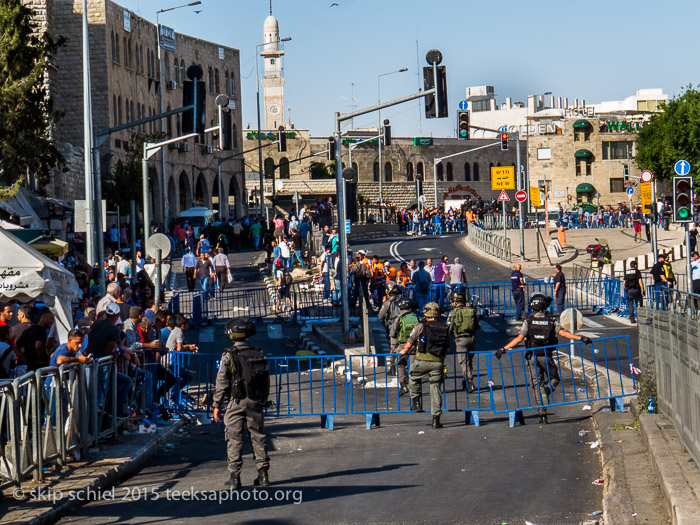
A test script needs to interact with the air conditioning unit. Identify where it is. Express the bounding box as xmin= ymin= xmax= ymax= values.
xmin=204 ymin=145 xmax=213 ymax=154
xmin=178 ymin=142 xmax=190 ymax=153
xmin=168 ymin=142 xmax=179 ymax=150
xmin=167 ymin=80 xmax=177 ymax=90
